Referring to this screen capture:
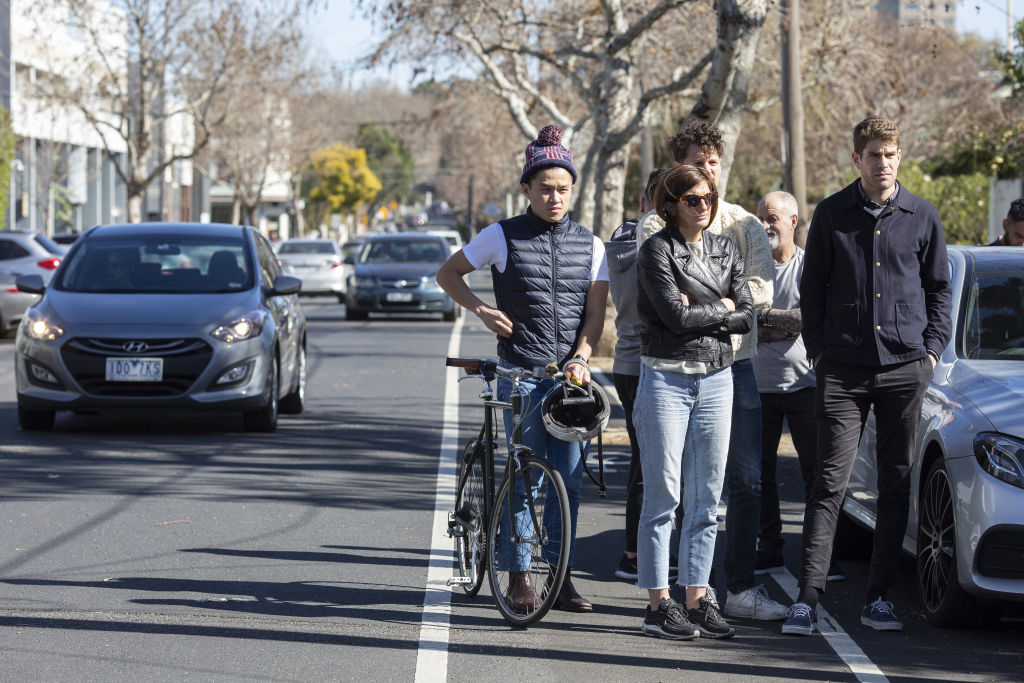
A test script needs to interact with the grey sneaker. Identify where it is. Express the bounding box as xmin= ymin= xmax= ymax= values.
xmin=641 ymin=598 xmax=699 ymax=640
xmin=861 ymin=598 xmax=903 ymax=631
xmin=725 ymin=584 xmax=788 ymax=621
